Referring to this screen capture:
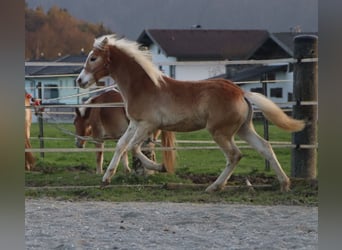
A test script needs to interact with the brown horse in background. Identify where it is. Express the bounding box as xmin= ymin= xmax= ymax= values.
xmin=74 ymin=89 xmax=176 ymax=175
xmin=25 ymin=92 xmax=35 ymax=170
xmin=76 ymin=35 xmax=305 ymax=192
